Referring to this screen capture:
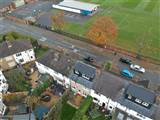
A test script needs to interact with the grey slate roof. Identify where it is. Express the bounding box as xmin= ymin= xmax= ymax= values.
xmin=74 ymin=61 xmax=96 ymax=79
xmin=118 ymin=97 xmax=156 ymax=118
xmin=93 ymin=71 xmax=127 ymax=100
xmin=37 ymin=49 xmax=79 ymax=76
xmin=69 ymin=74 xmax=93 ymax=89
xmin=0 ymin=40 xmax=33 ymax=58
xmin=0 ymin=0 xmax=12 ymax=9
xmin=125 ymin=84 xmax=156 ymax=104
